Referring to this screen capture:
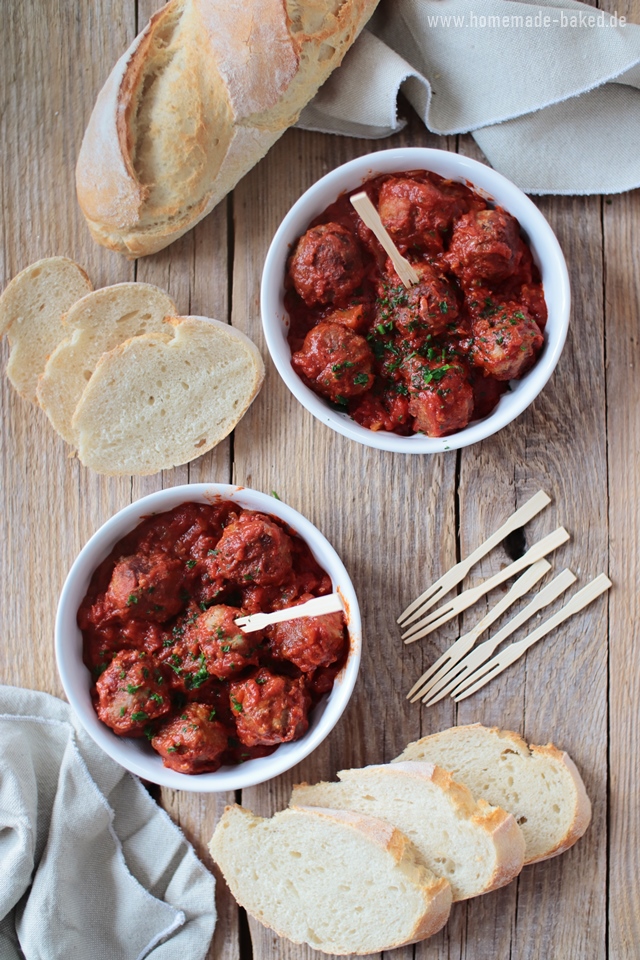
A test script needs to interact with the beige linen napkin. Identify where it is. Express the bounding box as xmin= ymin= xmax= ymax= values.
xmin=0 ymin=685 xmax=215 ymax=960
xmin=299 ymin=0 xmax=640 ymax=194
